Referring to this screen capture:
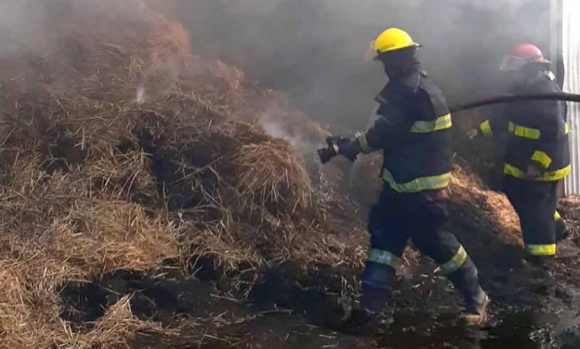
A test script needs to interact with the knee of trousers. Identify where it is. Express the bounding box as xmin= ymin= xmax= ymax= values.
xmin=447 ymin=256 xmax=477 ymax=280
xmin=367 ymin=209 xmax=385 ymax=235
xmin=445 ymin=257 xmax=482 ymax=298
xmin=437 ymin=244 xmax=473 ymax=275
xmin=367 ymin=217 xmax=398 ymax=249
